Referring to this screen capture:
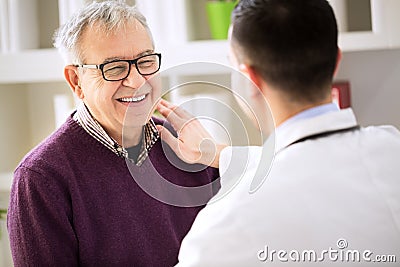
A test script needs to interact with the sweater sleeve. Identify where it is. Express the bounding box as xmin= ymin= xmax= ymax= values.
xmin=7 ymin=166 xmax=78 ymax=266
